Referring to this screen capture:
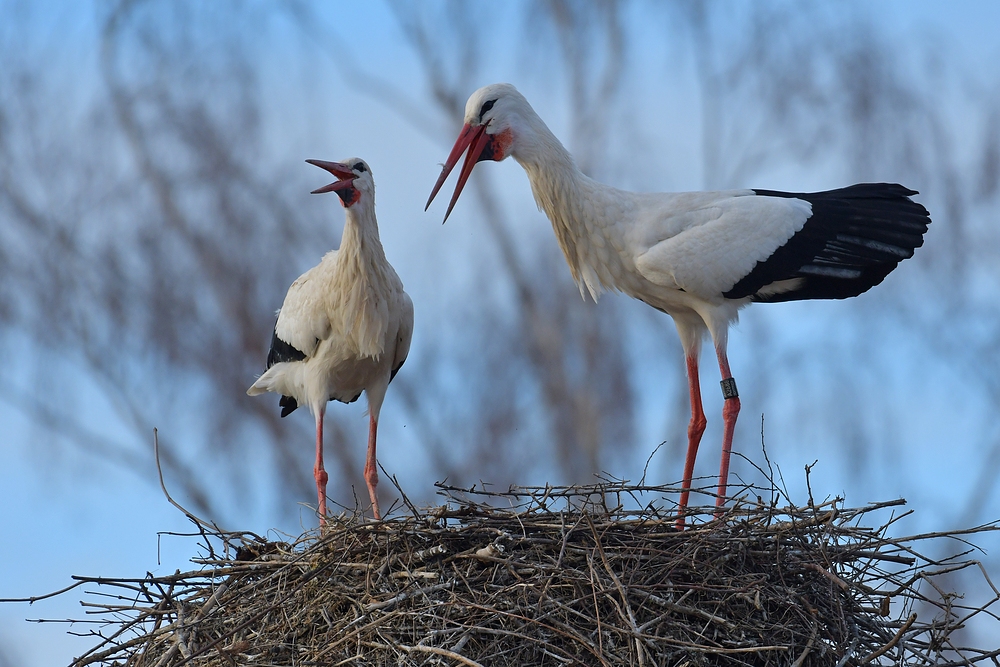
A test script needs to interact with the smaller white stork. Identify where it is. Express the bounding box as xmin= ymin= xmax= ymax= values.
xmin=249 ymin=158 xmax=413 ymax=523
xmin=425 ymin=83 xmax=930 ymax=528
